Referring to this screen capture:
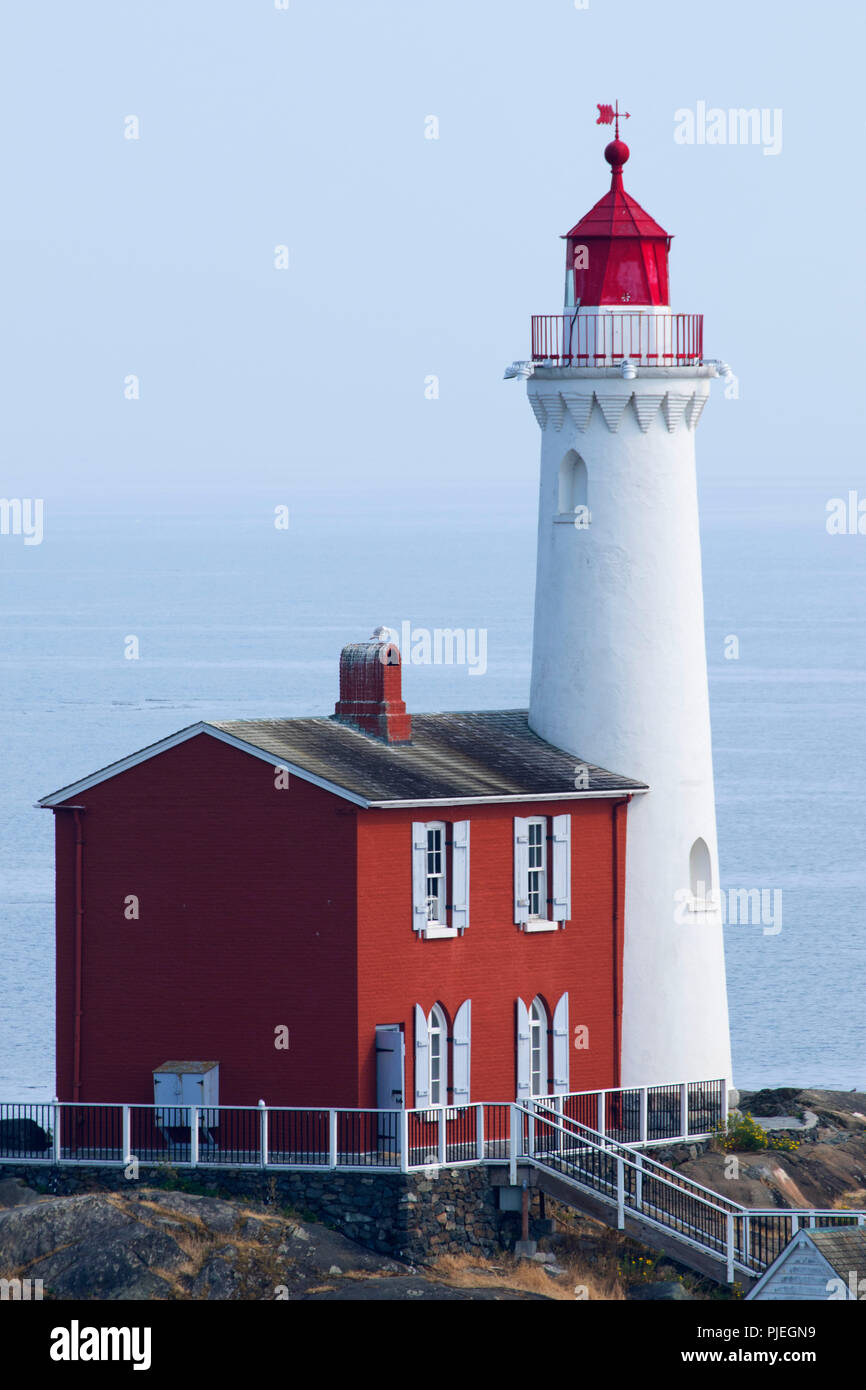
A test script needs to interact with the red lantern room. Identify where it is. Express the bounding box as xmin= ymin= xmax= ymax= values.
xmin=564 ymin=129 xmax=672 ymax=309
